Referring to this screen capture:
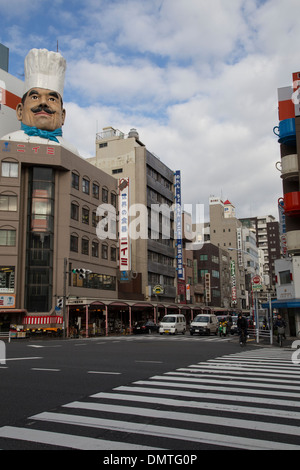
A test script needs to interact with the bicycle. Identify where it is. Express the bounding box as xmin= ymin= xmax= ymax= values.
xmin=277 ymin=326 xmax=285 ymax=347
